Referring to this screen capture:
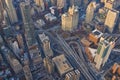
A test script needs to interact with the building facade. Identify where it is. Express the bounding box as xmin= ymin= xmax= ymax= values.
xmin=94 ymin=39 xmax=114 ymax=70
xmin=105 ymin=9 xmax=119 ymax=33
xmin=62 ymin=5 xmax=79 ymax=31
xmin=85 ymin=1 xmax=96 ymax=23
xmin=20 ymin=2 xmax=36 ymax=47
xmin=5 ymin=0 xmax=18 ymax=24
